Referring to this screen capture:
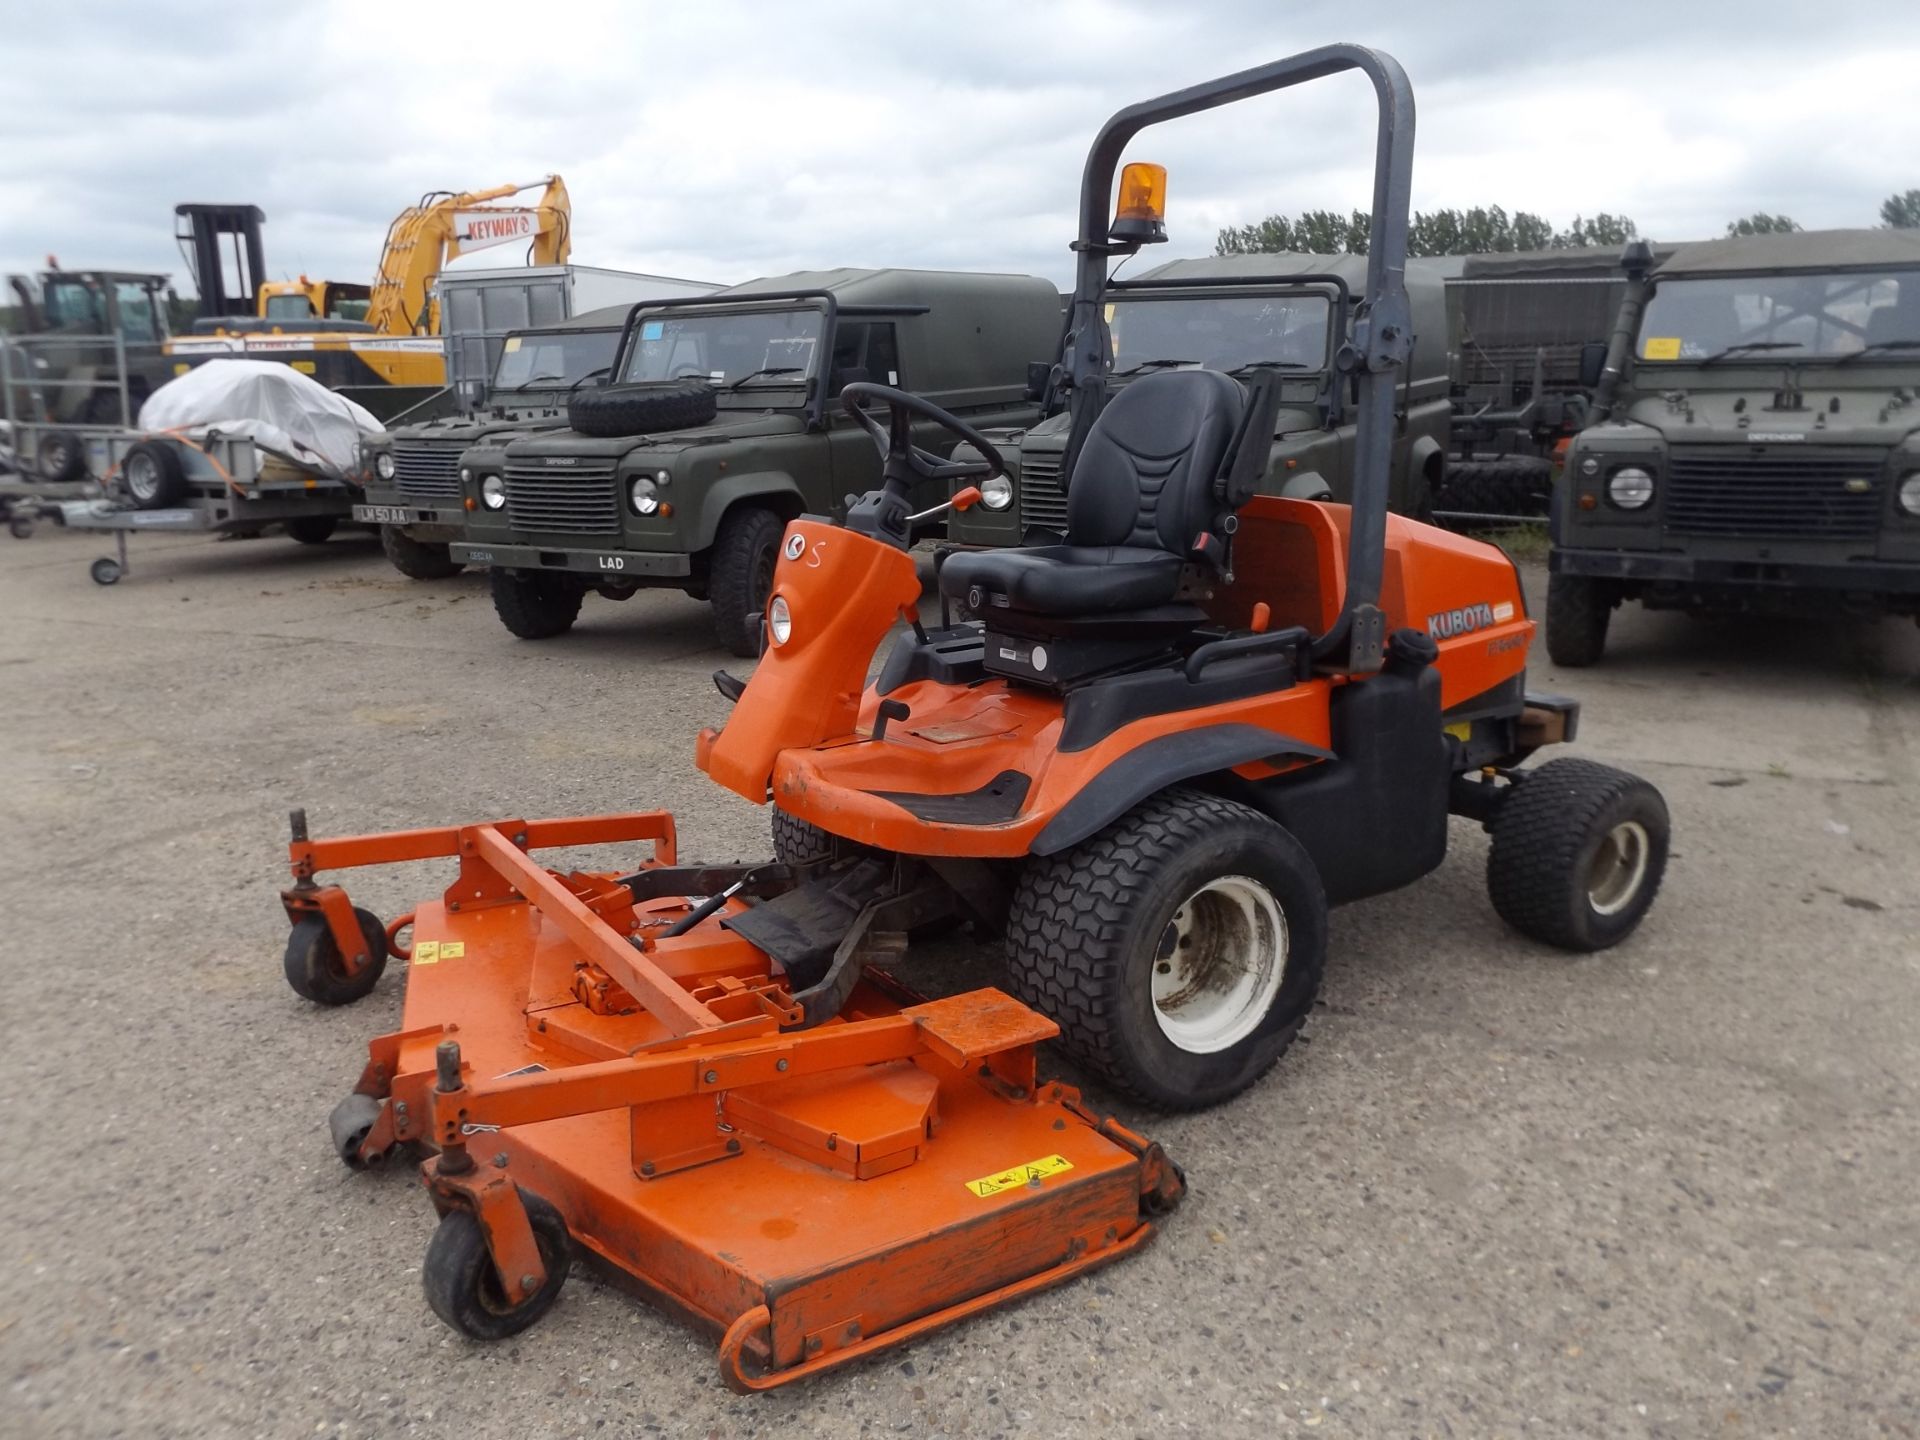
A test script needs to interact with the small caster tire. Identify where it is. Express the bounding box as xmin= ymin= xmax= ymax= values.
xmin=283 ymin=907 xmax=389 ymax=1005
xmin=89 ymin=557 xmax=123 ymax=586
xmin=327 ymin=1092 xmax=389 ymax=1170
xmin=8 ymin=513 xmax=33 ymax=540
xmin=423 ymin=1189 xmax=571 ymax=1341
